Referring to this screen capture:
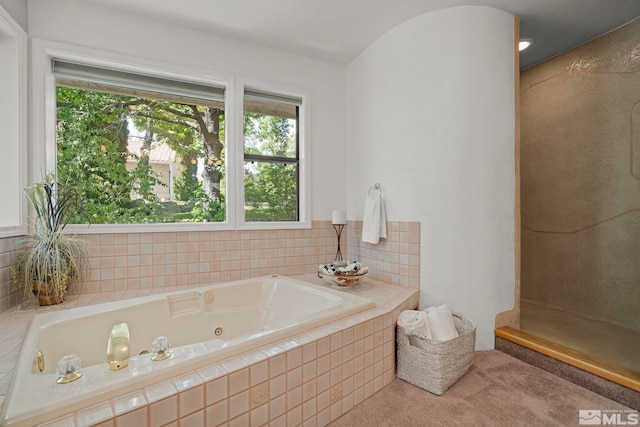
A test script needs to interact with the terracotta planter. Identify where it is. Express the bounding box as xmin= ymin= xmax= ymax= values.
xmin=32 ymin=279 xmax=70 ymax=306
